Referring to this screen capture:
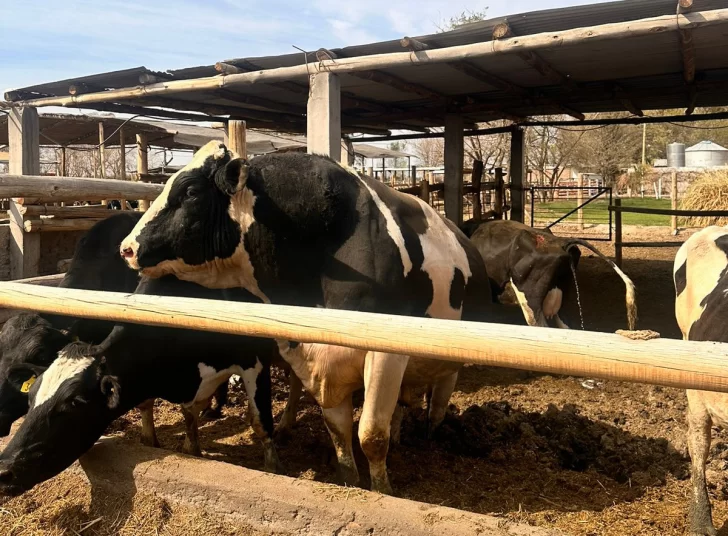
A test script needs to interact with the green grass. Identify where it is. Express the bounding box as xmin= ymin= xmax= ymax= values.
xmin=532 ymin=197 xmax=672 ymax=226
